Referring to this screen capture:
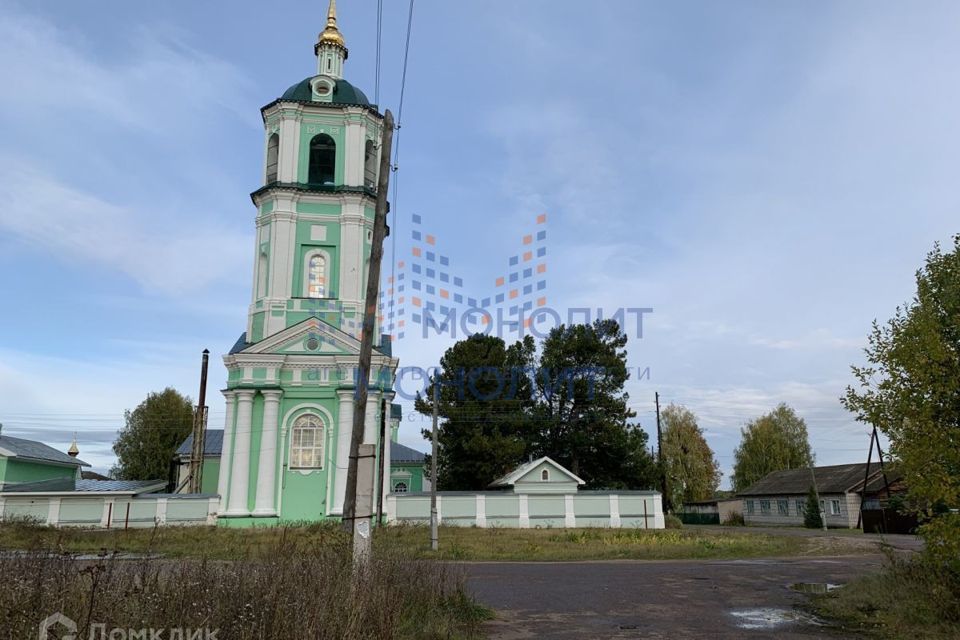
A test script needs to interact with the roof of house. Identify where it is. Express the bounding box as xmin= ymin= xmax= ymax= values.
xmin=176 ymin=430 xmax=225 ymax=457
xmin=738 ymin=463 xmax=884 ymax=496
xmin=0 ymin=434 xmax=90 ymax=467
xmin=489 ymin=456 xmax=586 ymax=488
xmin=1 ymin=478 xmax=166 ymax=494
xmin=391 ymin=441 xmax=426 ymax=464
